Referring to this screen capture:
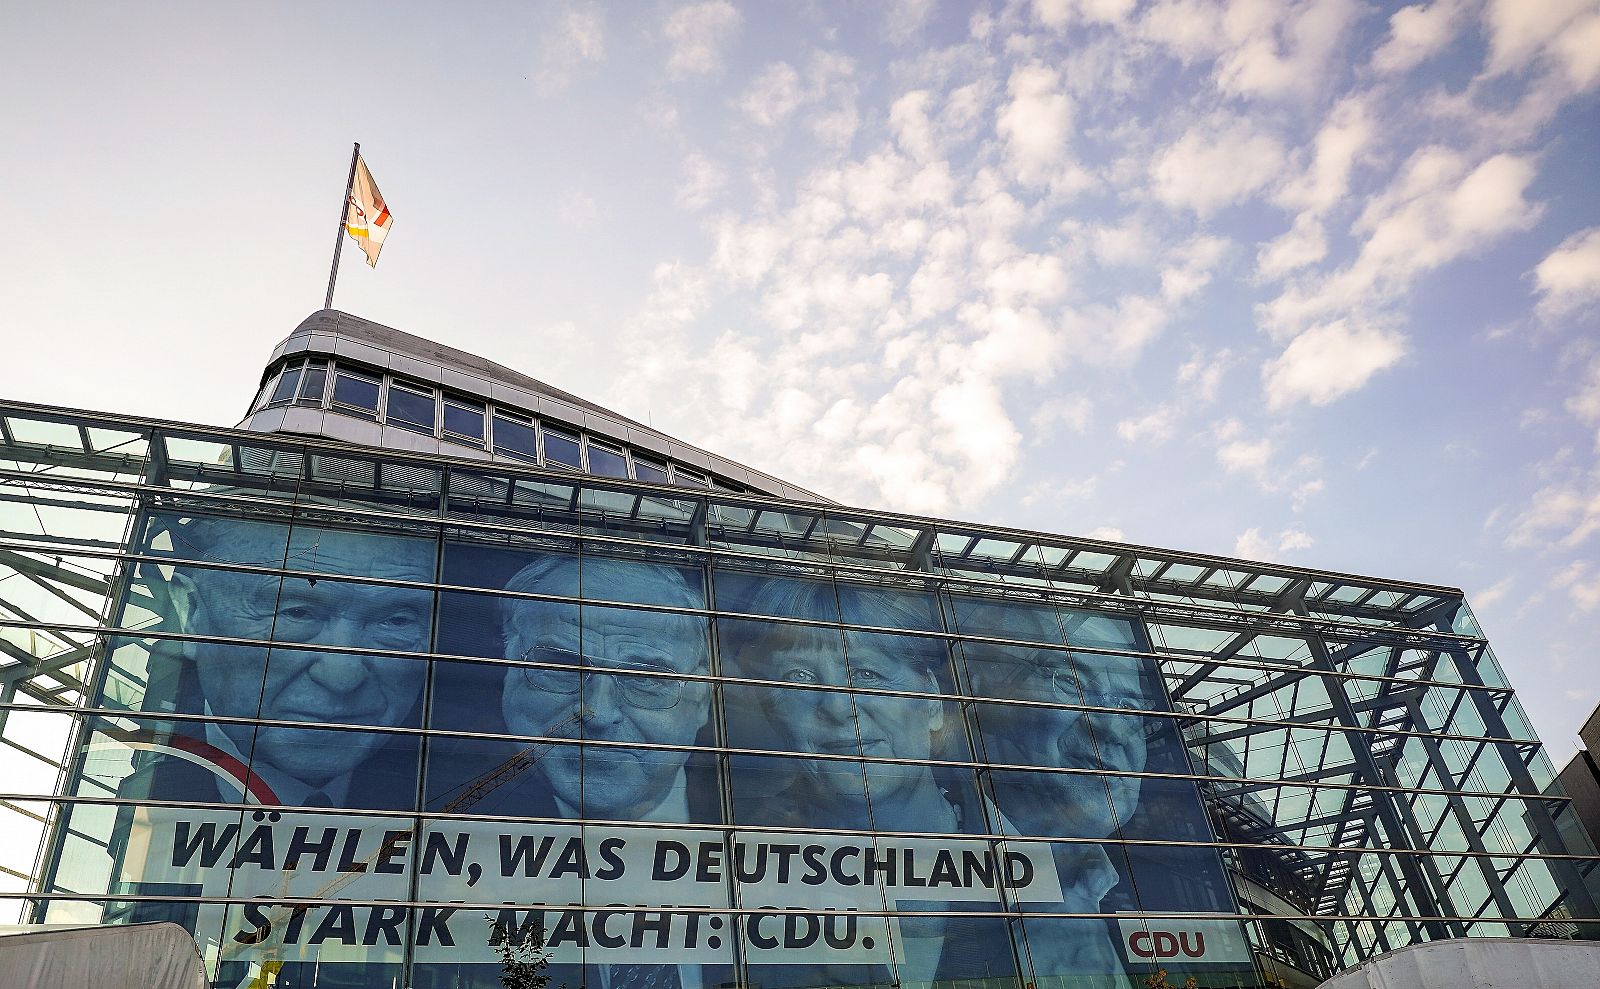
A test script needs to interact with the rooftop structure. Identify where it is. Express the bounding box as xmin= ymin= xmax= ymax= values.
xmin=241 ymin=310 xmax=827 ymax=502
